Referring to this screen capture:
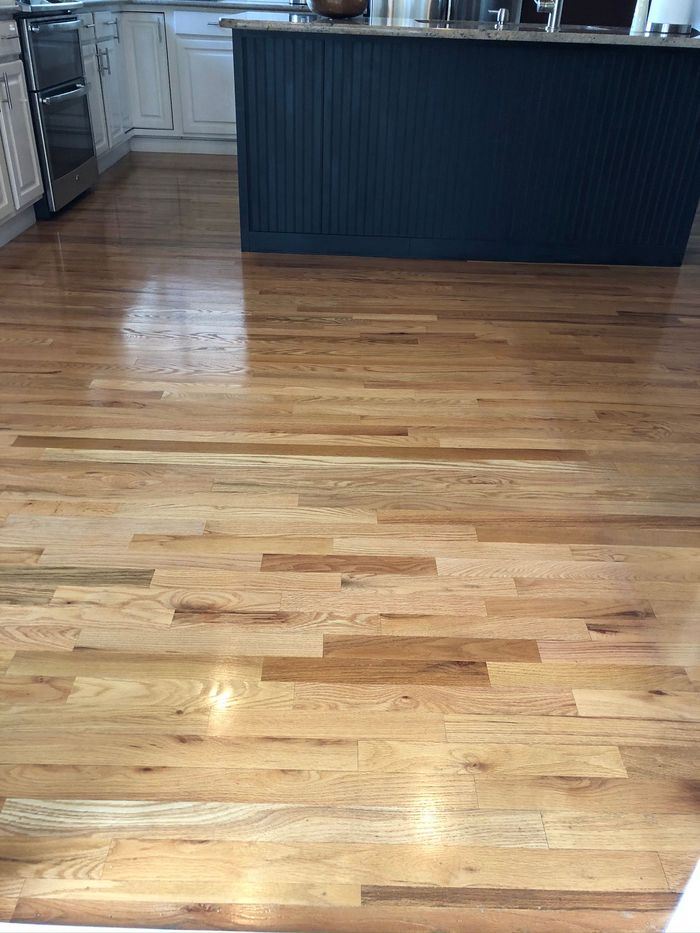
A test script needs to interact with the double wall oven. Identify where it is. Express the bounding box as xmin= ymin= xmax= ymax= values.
xmin=18 ymin=1 xmax=97 ymax=215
